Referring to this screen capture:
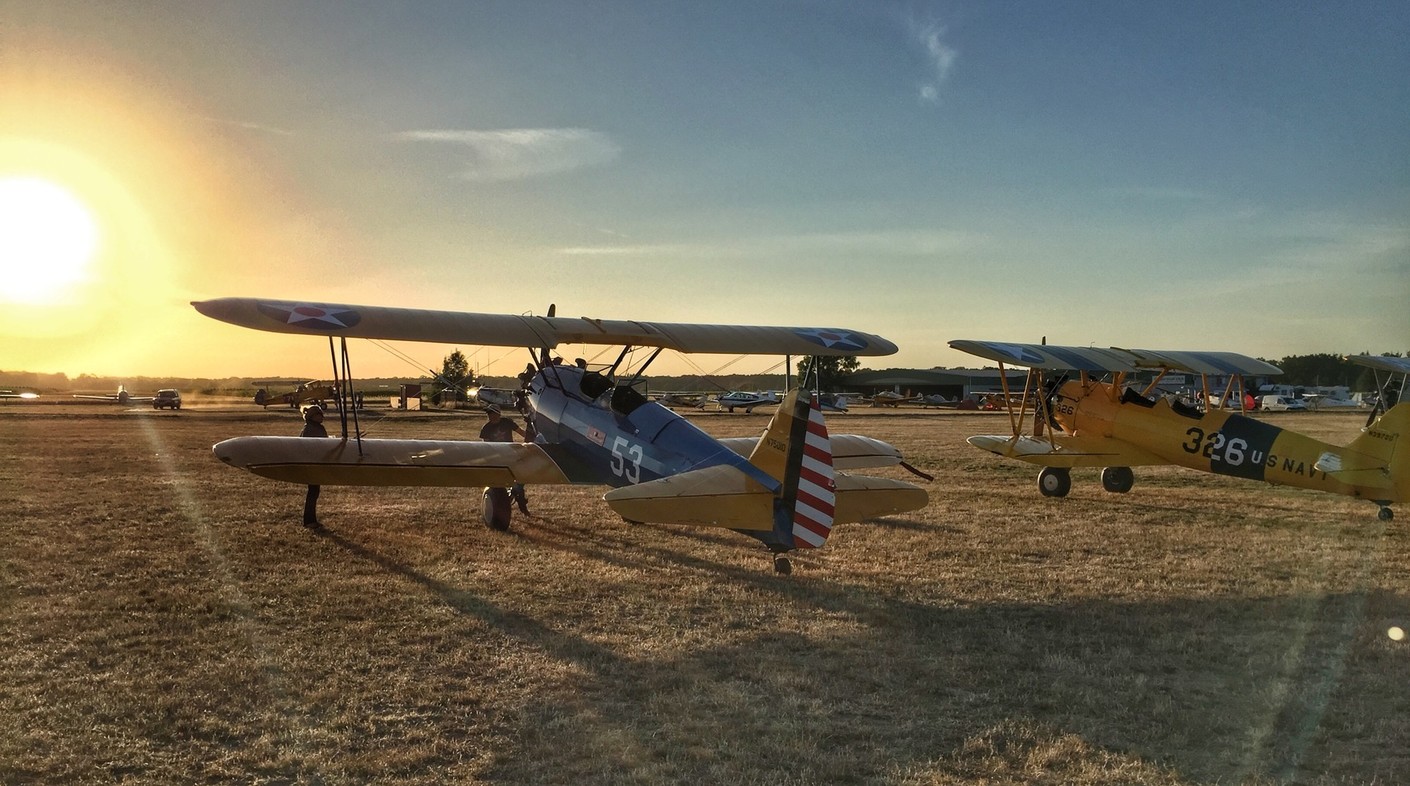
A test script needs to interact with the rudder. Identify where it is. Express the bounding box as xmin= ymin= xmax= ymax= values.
xmin=746 ymin=390 xmax=836 ymax=549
